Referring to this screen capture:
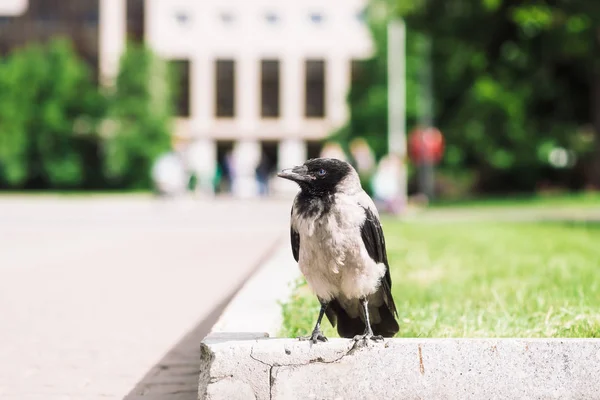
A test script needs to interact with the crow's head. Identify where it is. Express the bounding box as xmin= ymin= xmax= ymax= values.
xmin=277 ymin=158 xmax=359 ymax=196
